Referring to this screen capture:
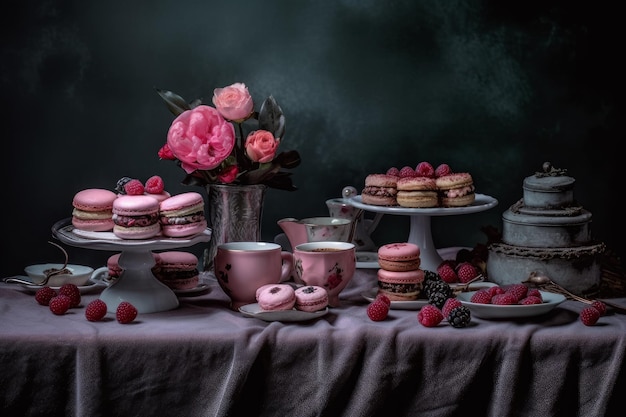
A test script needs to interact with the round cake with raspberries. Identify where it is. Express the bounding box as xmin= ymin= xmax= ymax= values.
xmin=362 ymin=162 xmax=475 ymax=207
